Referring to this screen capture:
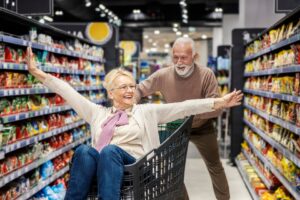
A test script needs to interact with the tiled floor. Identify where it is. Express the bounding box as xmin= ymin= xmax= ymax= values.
xmin=184 ymin=142 xmax=252 ymax=200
